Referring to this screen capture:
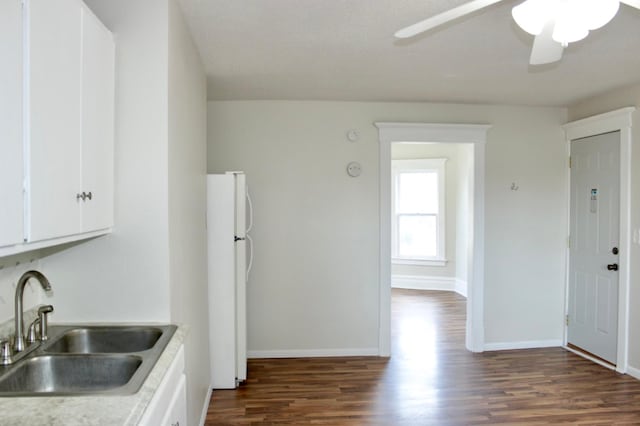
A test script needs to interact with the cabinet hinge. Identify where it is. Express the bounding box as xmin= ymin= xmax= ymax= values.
xmin=566 ymin=314 xmax=569 ymax=326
